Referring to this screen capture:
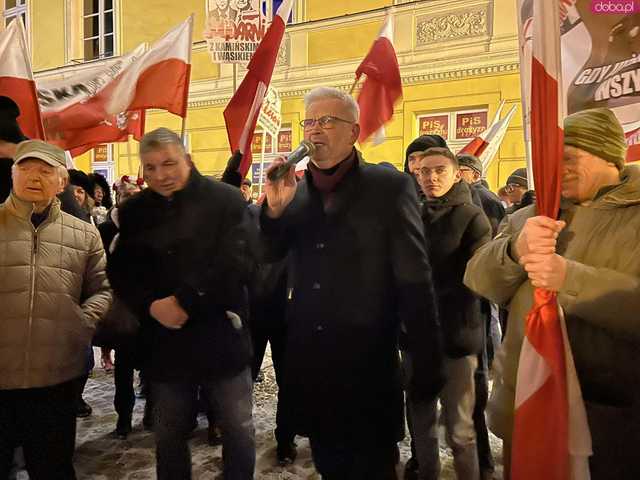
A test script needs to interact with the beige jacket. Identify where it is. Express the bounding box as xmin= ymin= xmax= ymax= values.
xmin=464 ymin=166 xmax=640 ymax=449
xmin=0 ymin=194 xmax=112 ymax=389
